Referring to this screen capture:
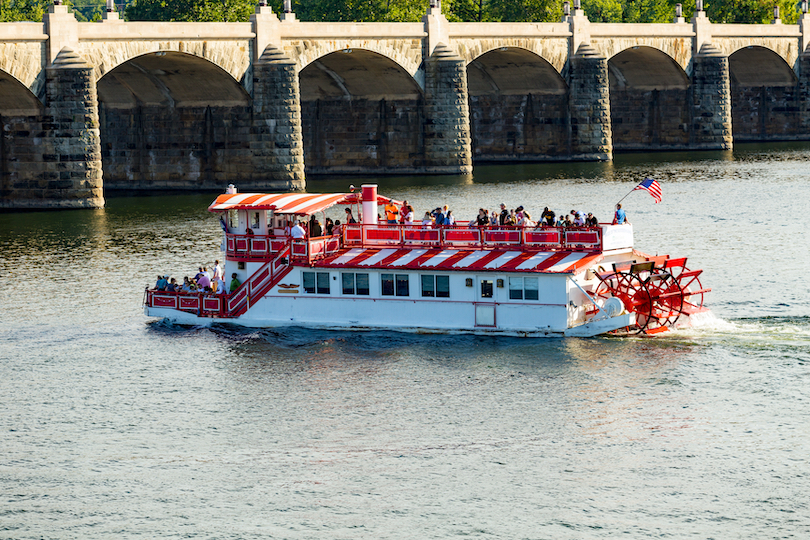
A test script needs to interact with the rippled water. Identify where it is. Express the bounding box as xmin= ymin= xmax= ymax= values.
xmin=2 ymin=143 xmax=810 ymax=538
